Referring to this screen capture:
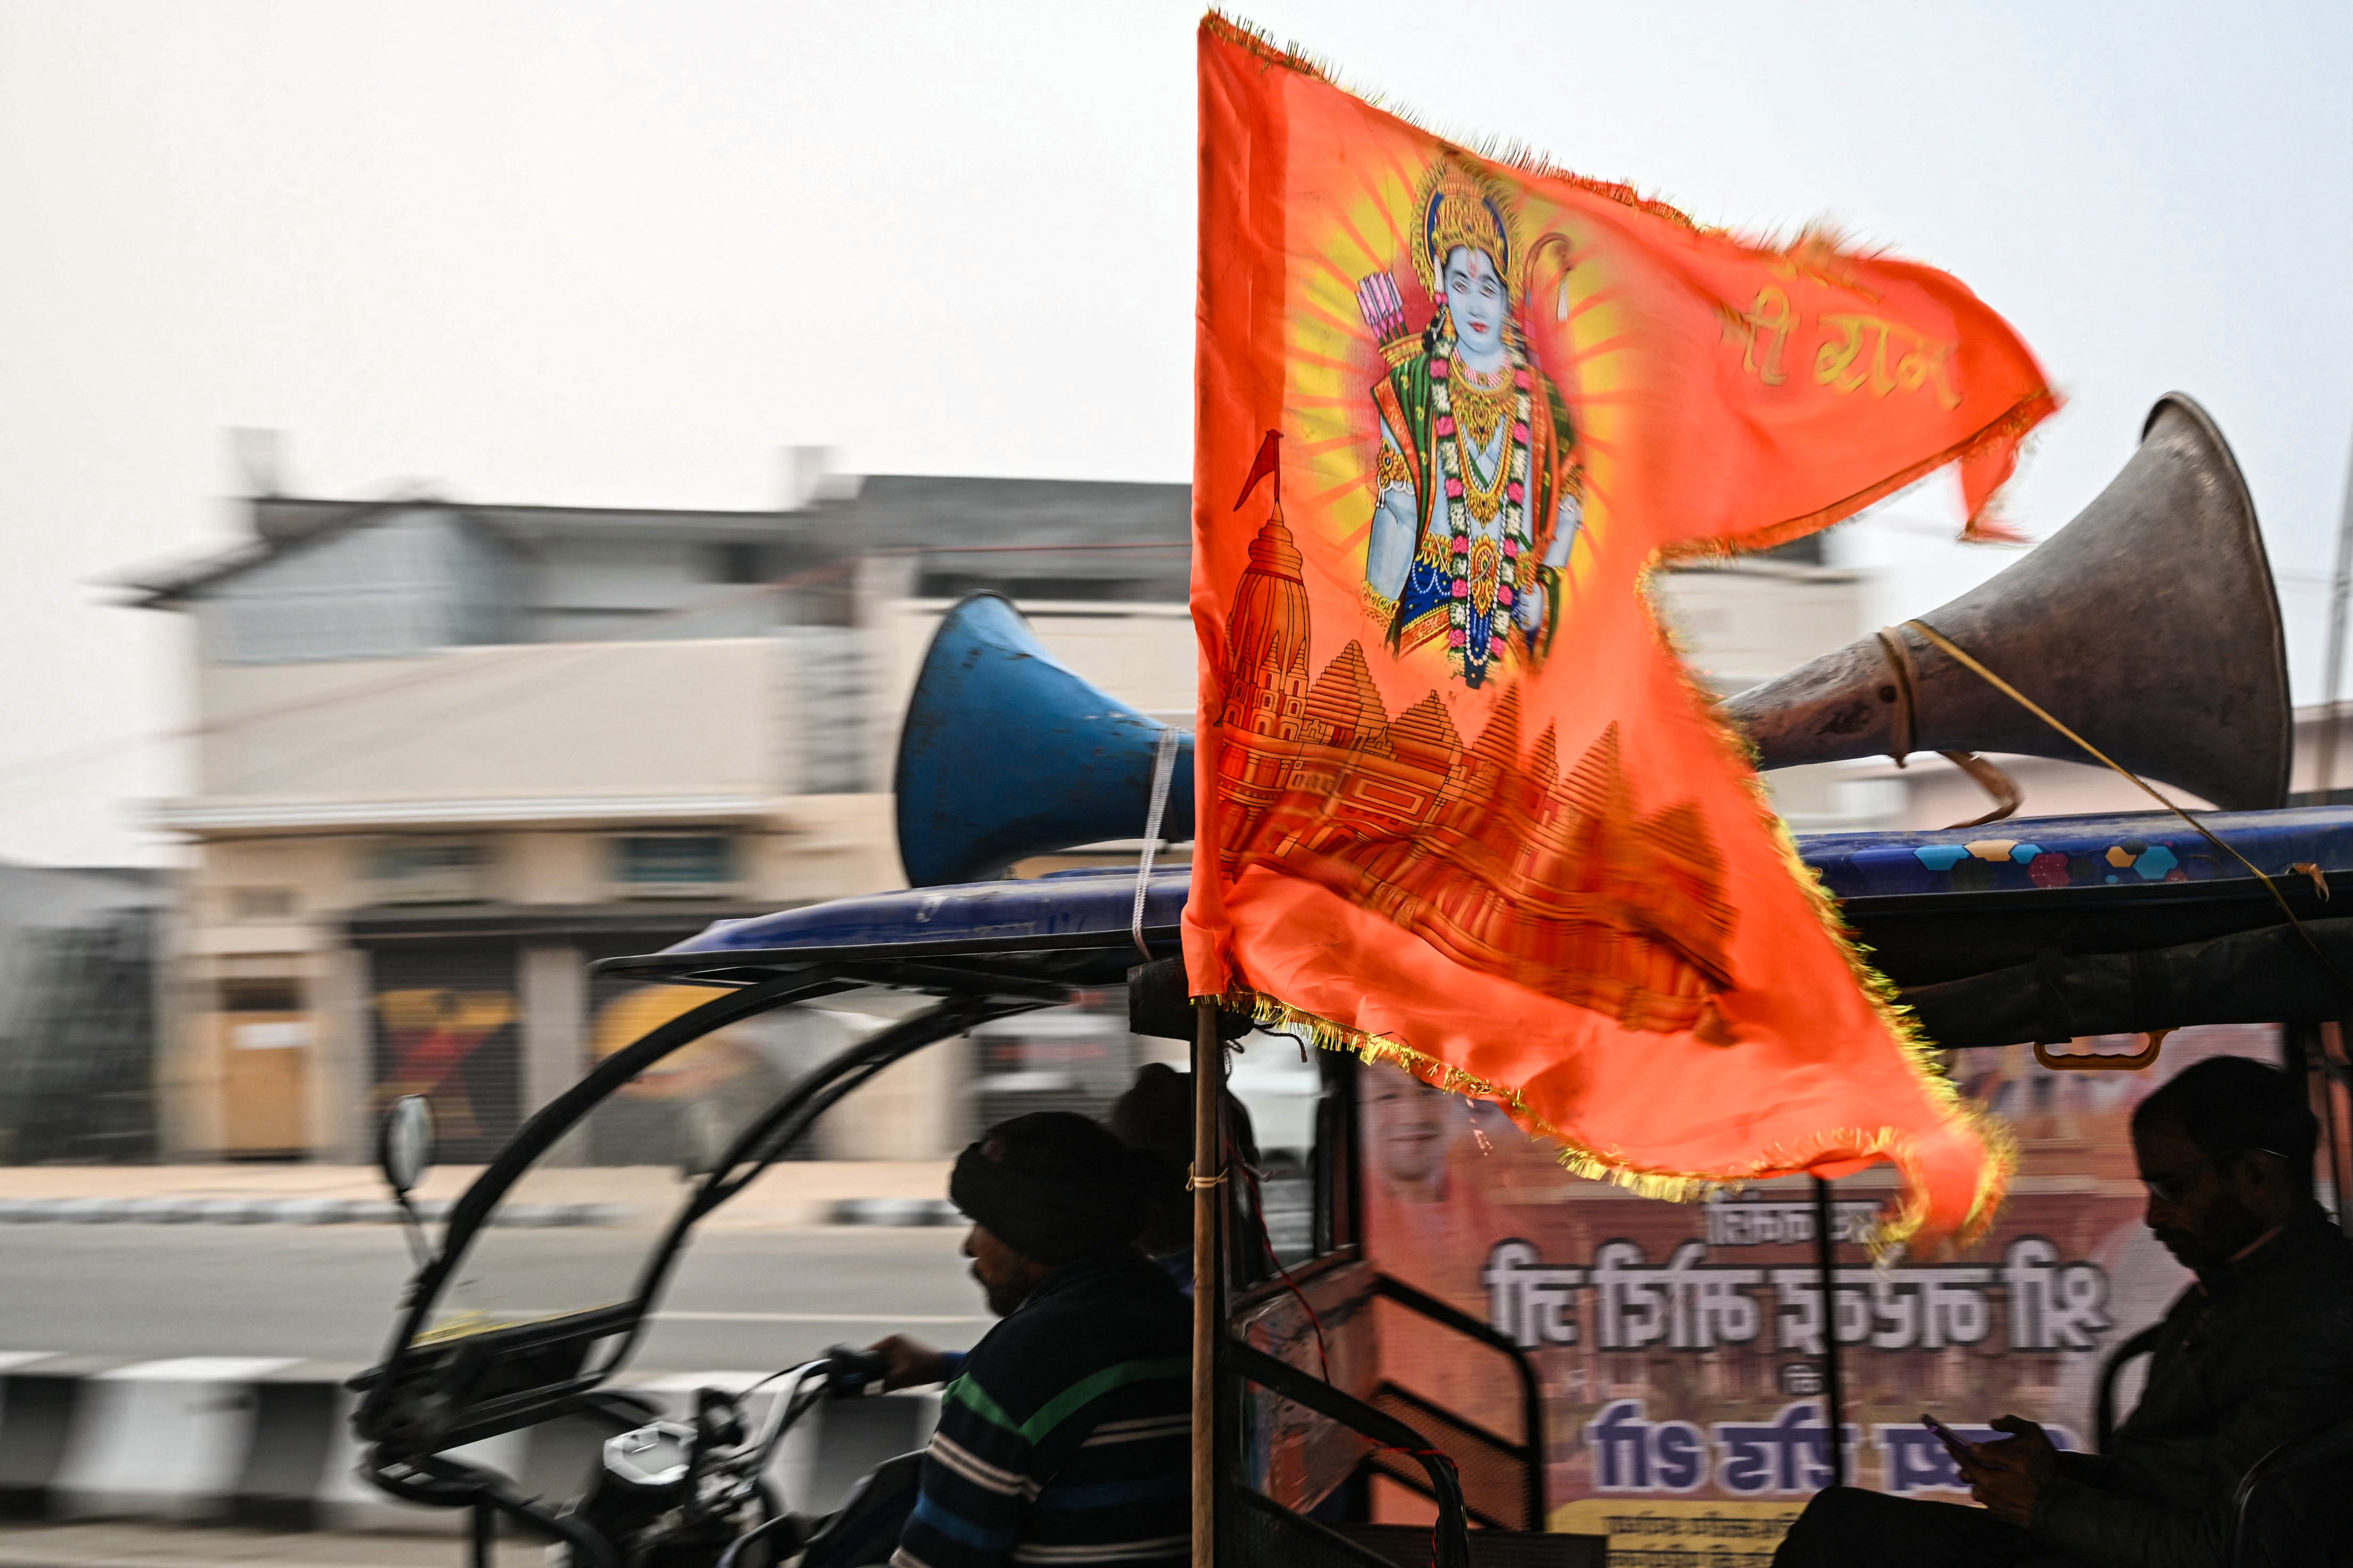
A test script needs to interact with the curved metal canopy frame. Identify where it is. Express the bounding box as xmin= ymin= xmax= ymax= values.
xmin=356 ymin=968 xmax=1053 ymax=1459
